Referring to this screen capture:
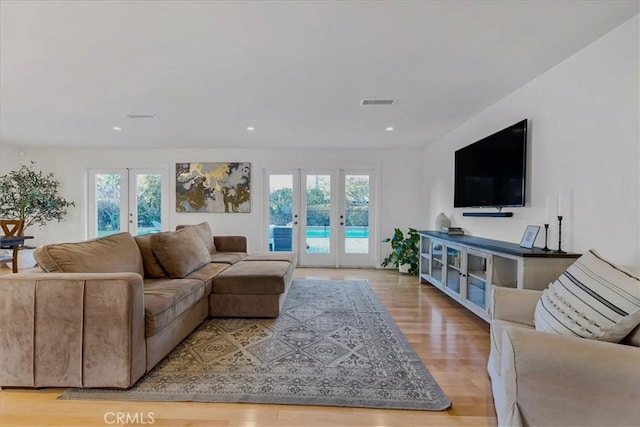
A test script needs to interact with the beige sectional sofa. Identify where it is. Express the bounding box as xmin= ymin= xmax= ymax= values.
xmin=0 ymin=223 xmax=295 ymax=389
xmin=488 ymin=250 xmax=640 ymax=427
